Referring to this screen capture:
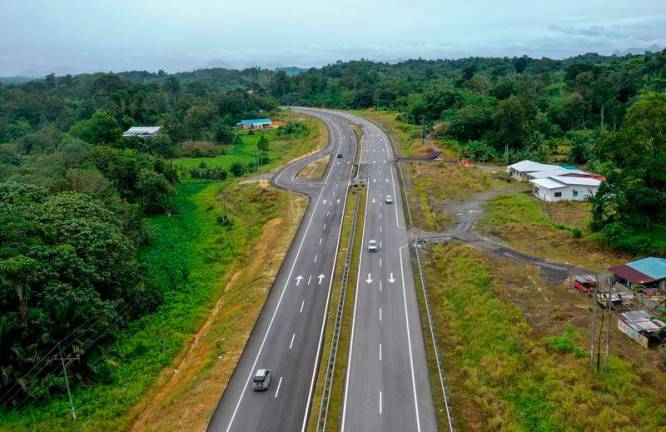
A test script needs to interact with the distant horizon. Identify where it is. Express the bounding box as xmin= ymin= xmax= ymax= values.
xmin=1 ymin=46 xmax=663 ymax=80
xmin=2 ymin=0 xmax=665 ymax=77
